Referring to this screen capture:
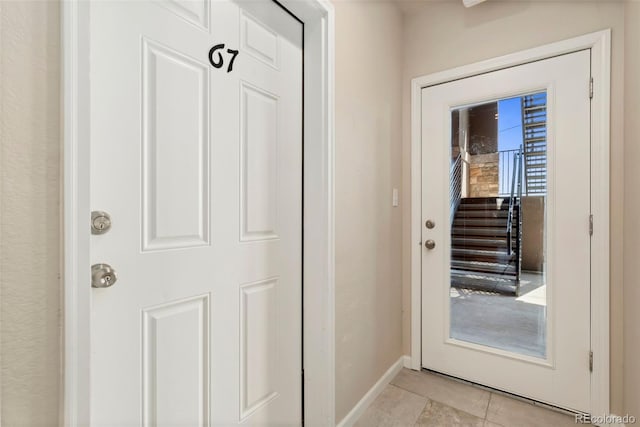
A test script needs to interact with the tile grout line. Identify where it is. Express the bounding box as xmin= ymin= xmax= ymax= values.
xmin=422 ymin=369 xmax=578 ymax=419
xmin=388 ymin=382 xmax=428 ymax=400
xmin=380 ymin=383 xmax=429 ymax=427
xmin=484 ymin=392 xmax=493 ymax=420
xmin=411 ymin=392 xmax=430 ymax=427
xmin=390 ymin=382 xmax=487 ymax=425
